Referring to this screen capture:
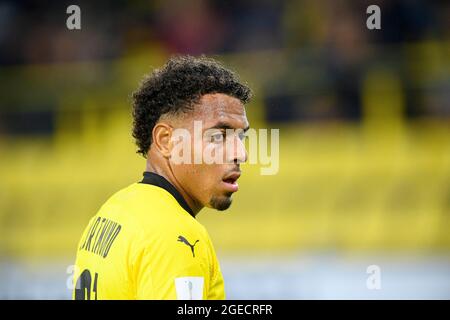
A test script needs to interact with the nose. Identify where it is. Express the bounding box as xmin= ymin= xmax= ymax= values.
xmin=233 ymin=135 xmax=247 ymax=164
